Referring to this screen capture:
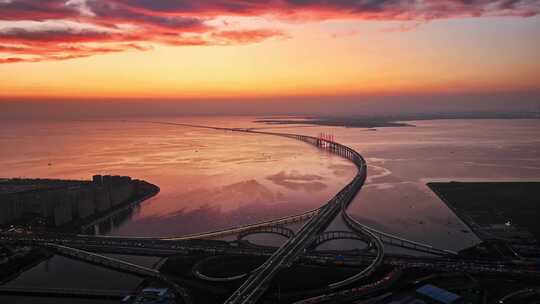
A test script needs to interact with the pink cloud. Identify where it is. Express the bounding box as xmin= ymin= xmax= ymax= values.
xmin=1 ymin=0 xmax=538 ymax=63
